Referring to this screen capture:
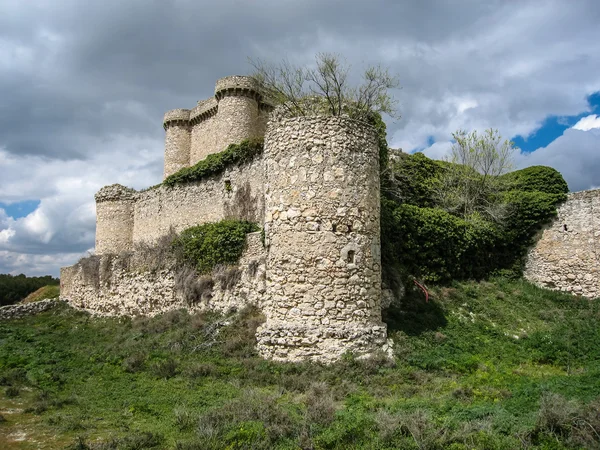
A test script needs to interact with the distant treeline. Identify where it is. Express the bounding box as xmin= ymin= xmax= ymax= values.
xmin=0 ymin=274 xmax=60 ymax=307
